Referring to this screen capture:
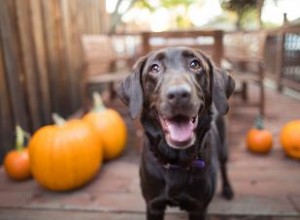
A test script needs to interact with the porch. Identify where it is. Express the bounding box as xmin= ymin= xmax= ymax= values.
xmin=0 ymin=84 xmax=300 ymax=220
